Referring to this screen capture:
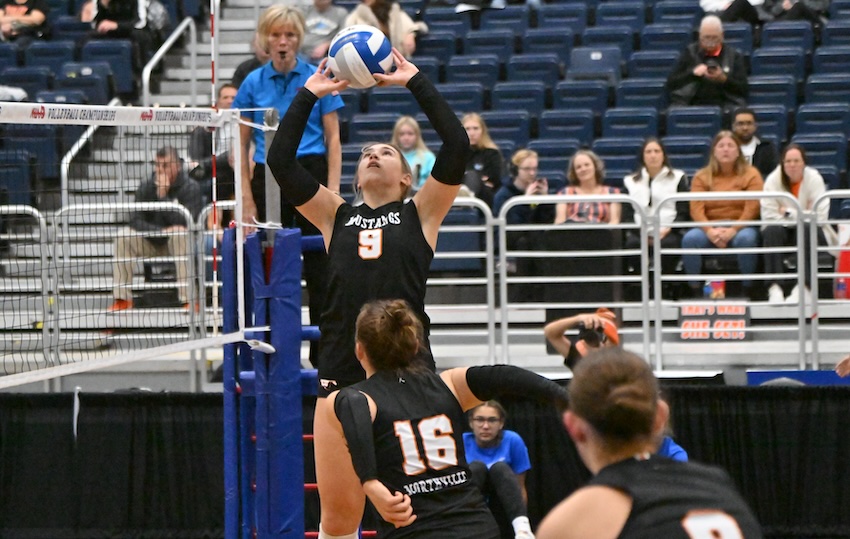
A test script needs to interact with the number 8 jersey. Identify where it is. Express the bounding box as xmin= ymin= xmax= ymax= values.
xmin=318 ymin=200 xmax=435 ymax=395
